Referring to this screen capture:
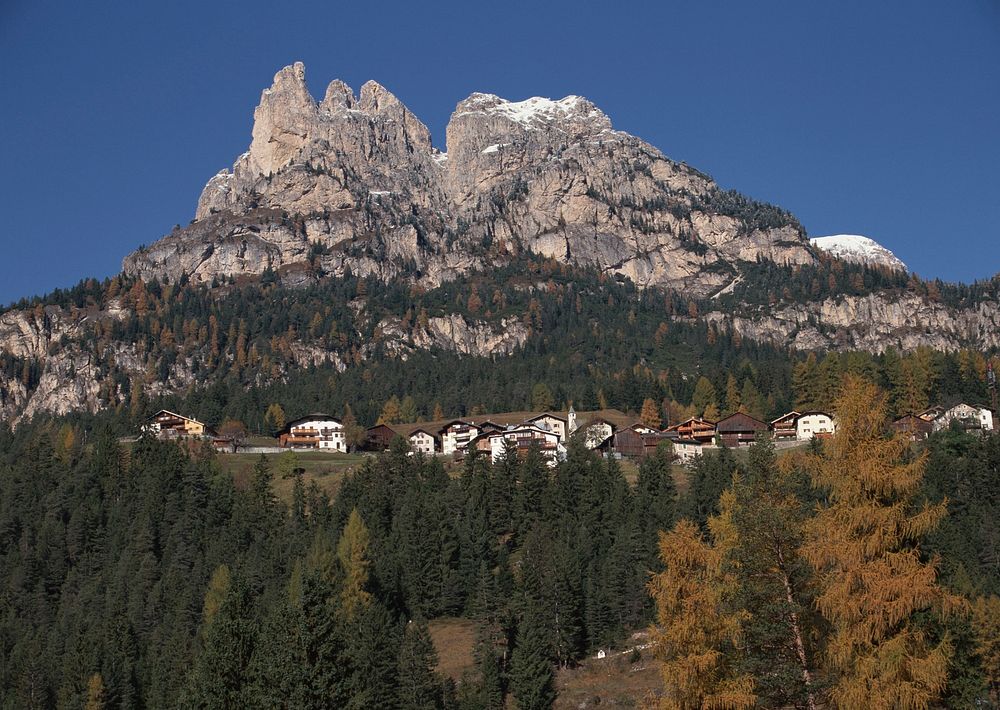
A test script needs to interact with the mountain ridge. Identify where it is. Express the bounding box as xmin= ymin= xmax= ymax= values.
xmin=123 ymin=62 xmax=813 ymax=297
xmin=0 ymin=63 xmax=998 ymax=426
